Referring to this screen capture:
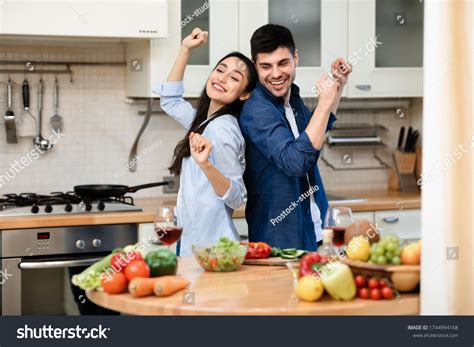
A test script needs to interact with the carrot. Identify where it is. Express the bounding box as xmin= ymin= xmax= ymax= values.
xmin=128 ymin=277 xmax=160 ymax=298
xmin=153 ymin=276 xmax=191 ymax=297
